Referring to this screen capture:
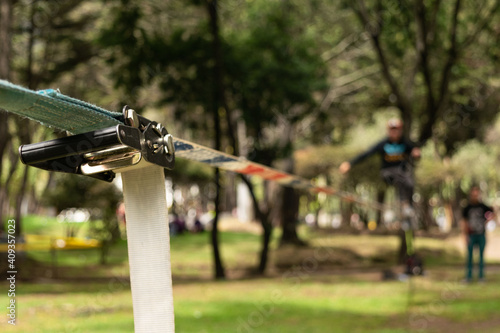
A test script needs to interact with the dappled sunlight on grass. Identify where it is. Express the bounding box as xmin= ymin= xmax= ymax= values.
xmin=2 ymin=270 xmax=499 ymax=332
xmin=2 ymin=216 xmax=500 ymax=332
